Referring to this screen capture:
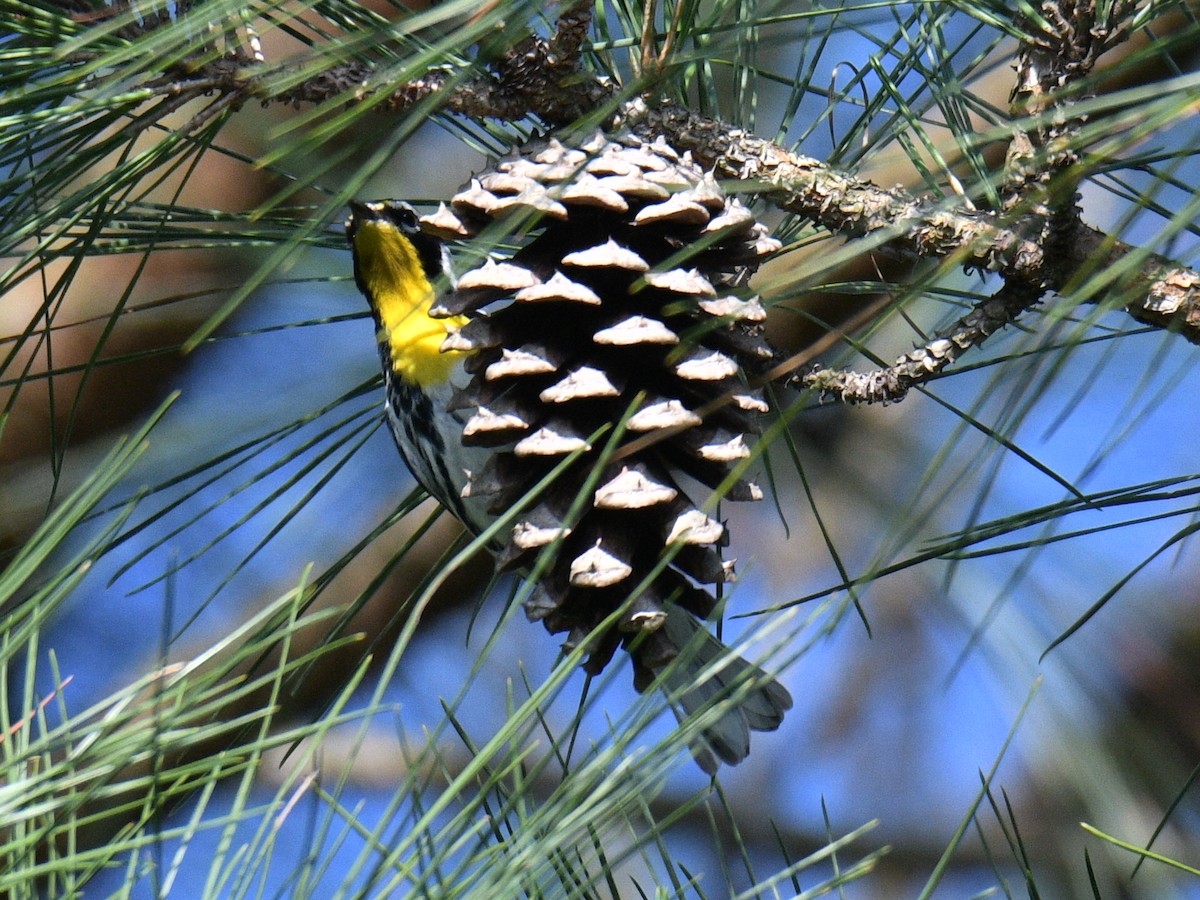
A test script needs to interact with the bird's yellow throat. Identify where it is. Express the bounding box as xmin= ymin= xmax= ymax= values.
xmin=353 ymin=220 xmax=469 ymax=388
